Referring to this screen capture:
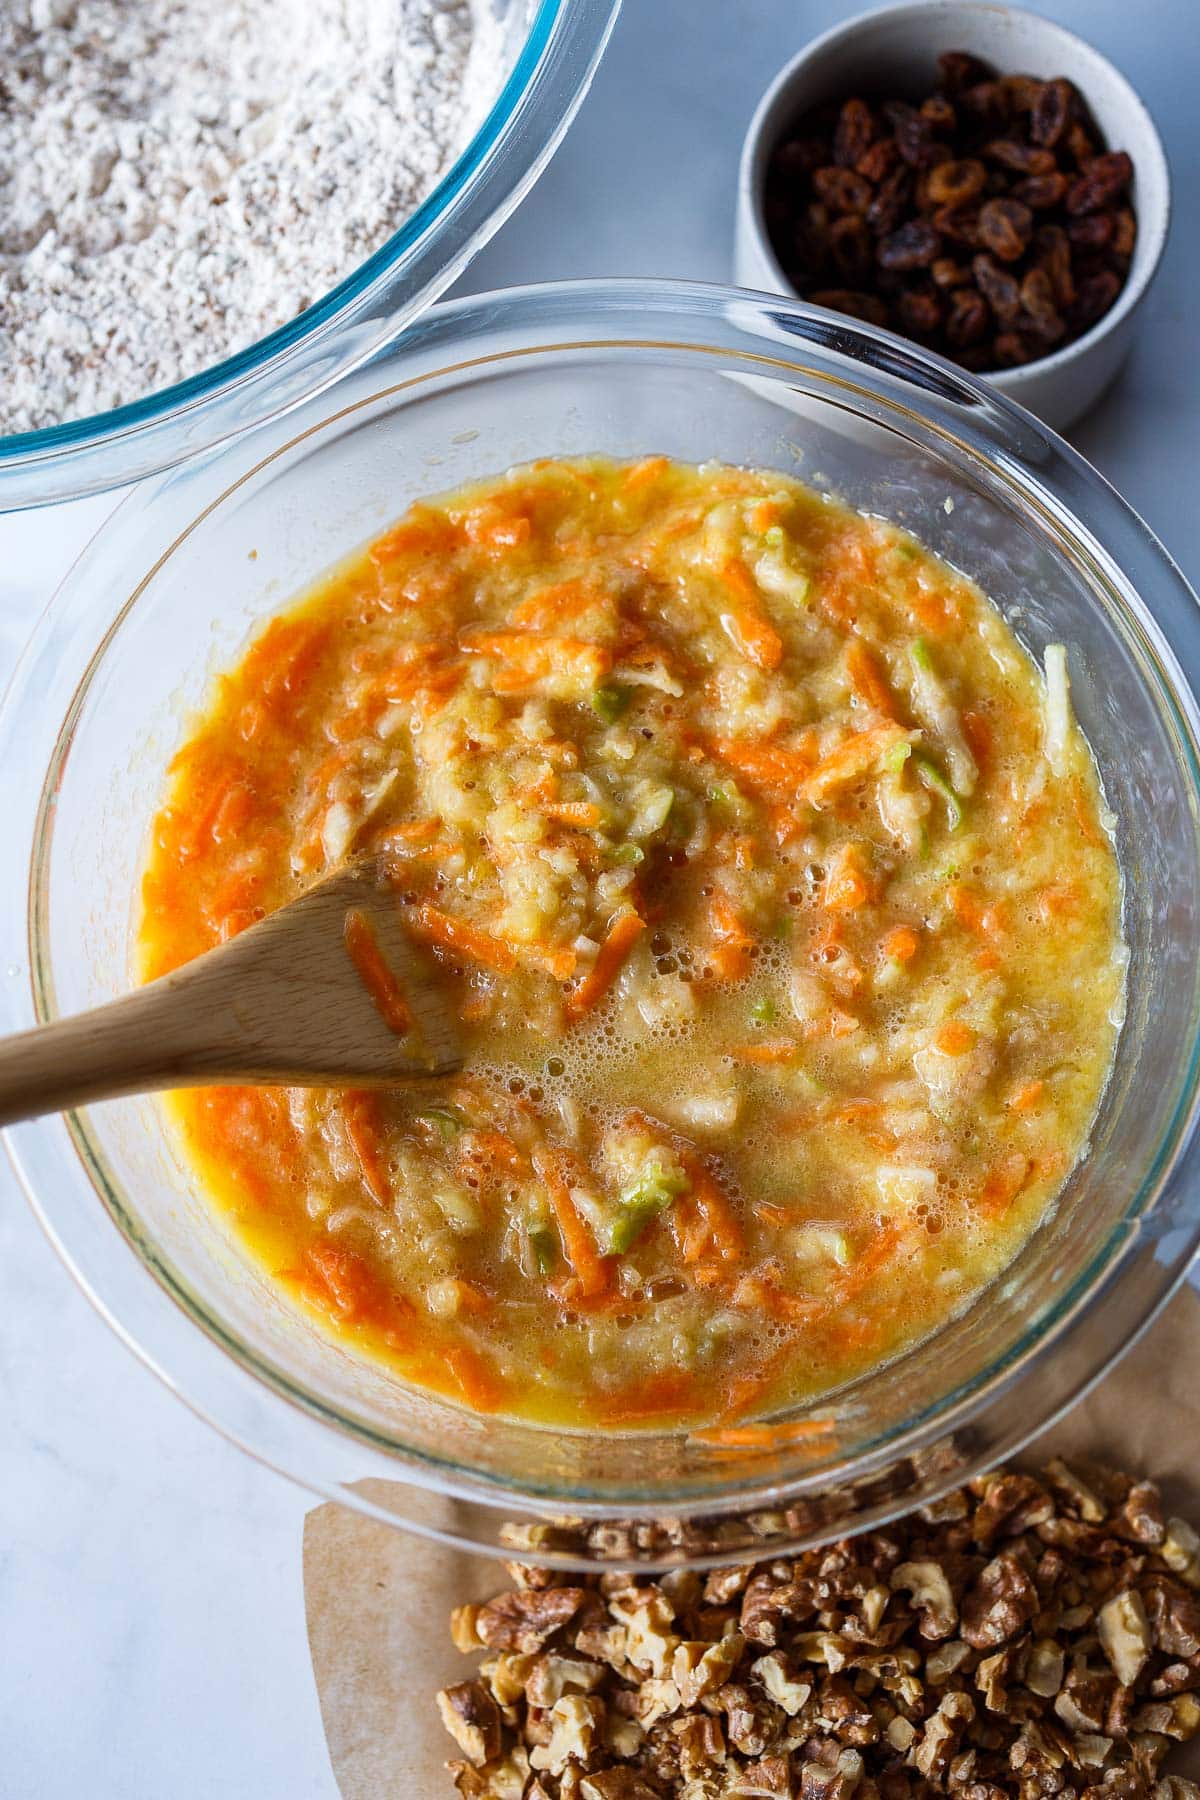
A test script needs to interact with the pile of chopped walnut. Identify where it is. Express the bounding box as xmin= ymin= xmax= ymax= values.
xmin=436 ymin=1460 xmax=1200 ymax=1800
